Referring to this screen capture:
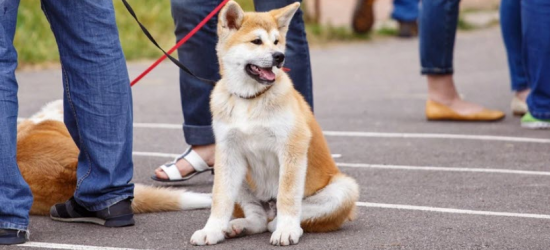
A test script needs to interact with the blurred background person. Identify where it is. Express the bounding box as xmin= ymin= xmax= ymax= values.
xmin=500 ymin=0 xmax=530 ymax=117
xmin=352 ymin=0 xmax=419 ymax=37
xmin=420 ymin=0 xmax=505 ymax=121
xmin=516 ymin=0 xmax=550 ymax=128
